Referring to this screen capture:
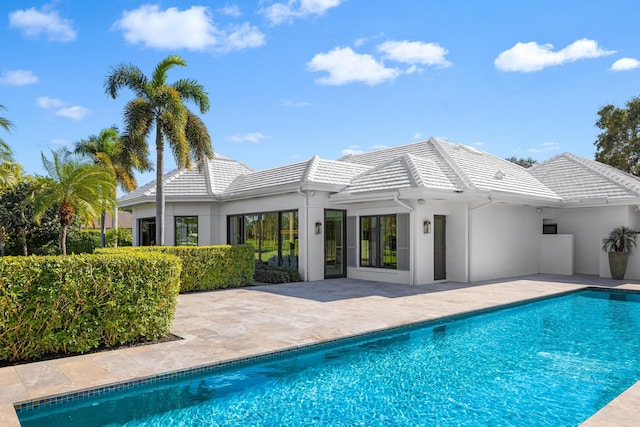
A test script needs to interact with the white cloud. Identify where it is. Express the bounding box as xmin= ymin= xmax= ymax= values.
xmin=472 ymin=141 xmax=486 ymax=147
xmin=263 ymin=0 xmax=342 ymax=25
xmin=370 ymin=144 xmax=387 ymax=150
xmin=413 ymin=133 xmax=423 ymax=140
xmin=226 ymin=132 xmax=266 ymax=143
xmin=9 ymin=7 xmax=76 ymax=42
xmin=0 ymin=70 xmax=39 ymax=86
xmin=37 ymin=96 xmax=65 ymax=108
xmin=281 ymin=99 xmax=310 ymax=108
xmin=342 ymin=145 xmax=364 ymax=156
xmin=528 ymin=141 xmax=560 ymax=154
xmin=494 ymin=39 xmax=615 ymax=72
xmin=378 ymin=40 xmax=452 ymax=67
xmin=218 ymin=5 xmax=241 ymax=17
xmin=307 ymin=47 xmax=399 ymax=85
xmin=55 ymin=106 xmax=91 ymax=120
xmin=112 ymin=5 xmax=264 ymax=53
xmin=610 ymin=57 xmax=640 ymax=71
